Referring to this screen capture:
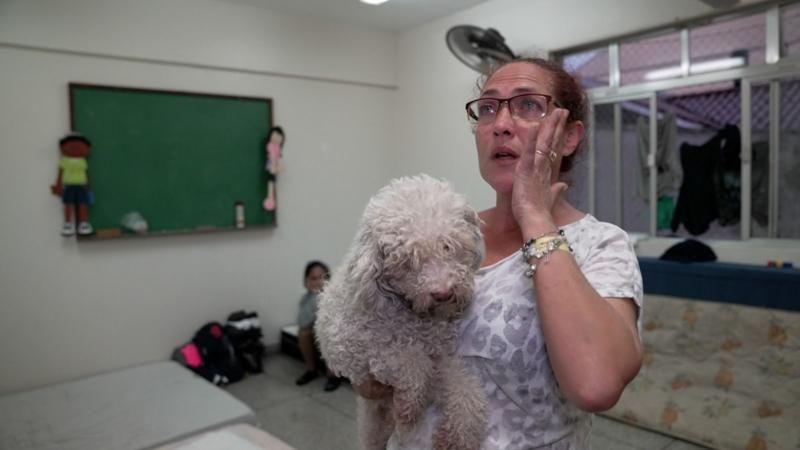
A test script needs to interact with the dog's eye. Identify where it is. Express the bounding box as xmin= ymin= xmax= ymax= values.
xmin=442 ymin=243 xmax=451 ymax=252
